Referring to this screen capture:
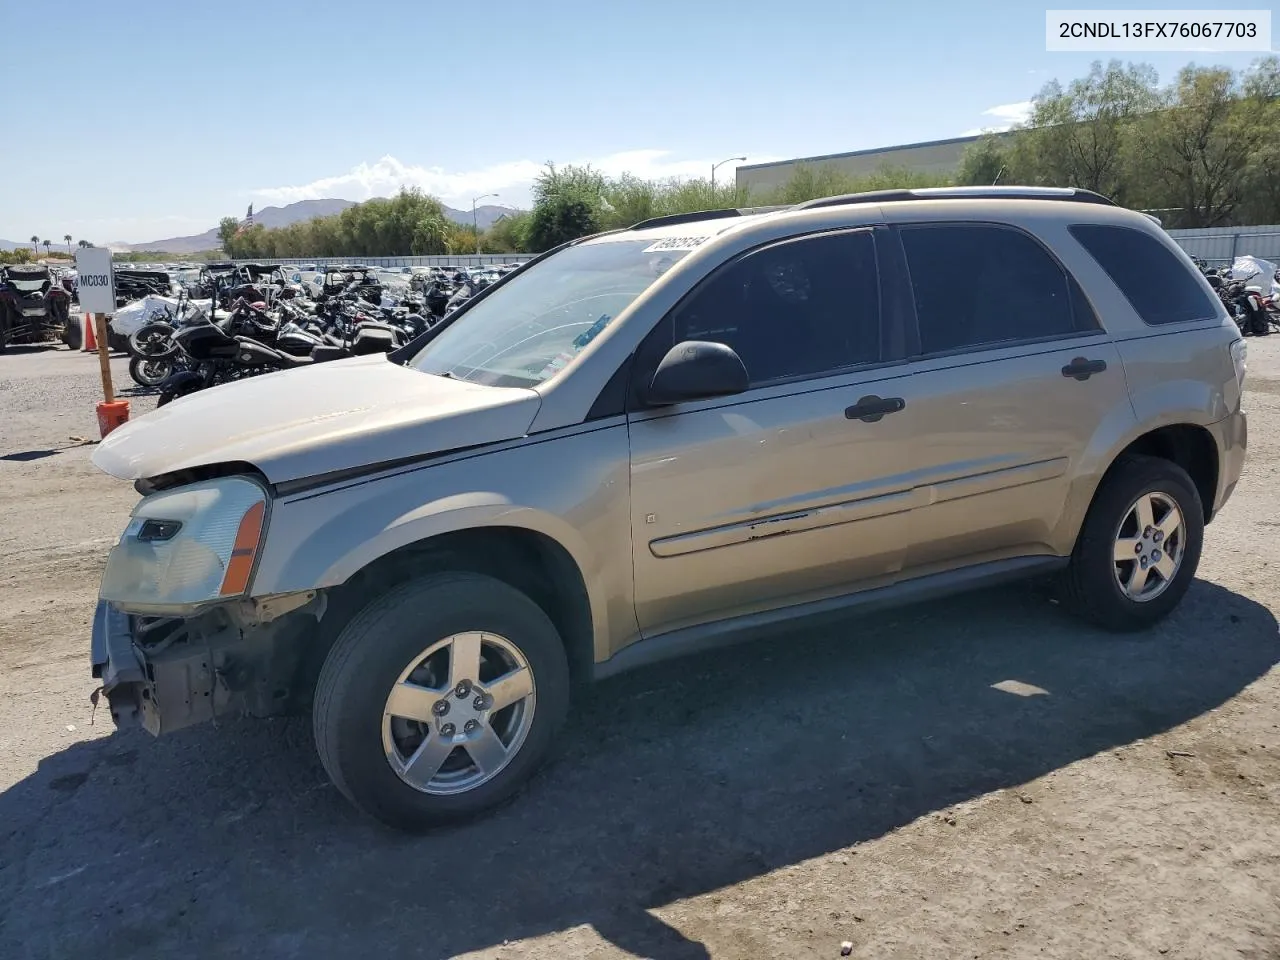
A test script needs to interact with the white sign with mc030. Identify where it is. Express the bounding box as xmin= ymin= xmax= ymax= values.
xmin=74 ymin=247 xmax=117 ymax=314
